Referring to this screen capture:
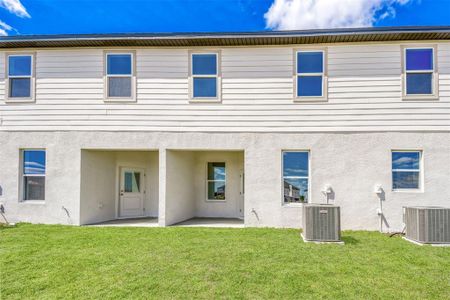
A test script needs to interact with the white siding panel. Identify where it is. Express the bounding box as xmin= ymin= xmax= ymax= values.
xmin=34 ymin=50 xmax=104 ymax=103
xmin=438 ymin=44 xmax=450 ymax=102
xmin=328 ymin=45 xmax=401 ymax=76
xmin=3 ymin=107 xmax=448 ymax=117
xmin=221 ymin=48 xmax=292 ymax=104
xmin=1 ymin=43 xmax=450 ymax=132
xmin=4 ymin=119 xmax=449 ymax=127
xmin=2 ymin=125 xmax=448 ymax=133
xmin=0 ymin=52 xmax=4 ymax=102
xmin=327 ymin=45 xmax=401 ymax=104
xmin=3 ymin=114 xmax=449 ymax=123
xmin=222 ymin=48 xmax=292 ymax=79
xmin=136 ymin=49 xmax=188 ymax=79
xmin=36 ymin=50 xmax=103 ymax=78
